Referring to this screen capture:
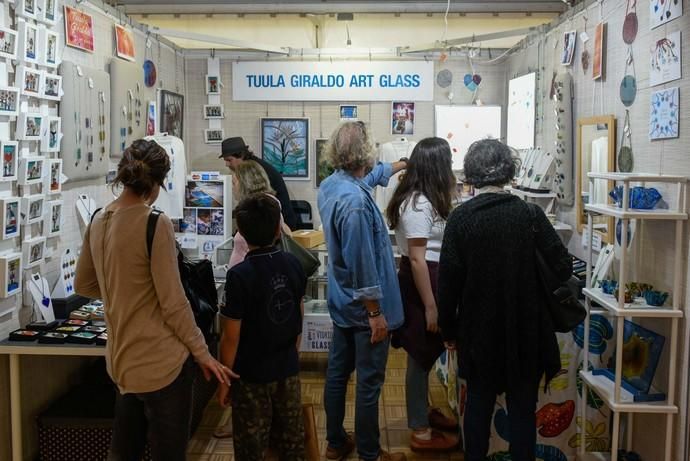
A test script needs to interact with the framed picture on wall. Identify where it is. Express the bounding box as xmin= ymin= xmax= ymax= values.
xmin=18 ymin=65 xmax=43 ymax=97
xmin=261 ymin=118 xmax=309 ymax=180
xmin=205 ymin=75 xmax=221 ymax=95
xmin=159 ymin=90 xmax=184 ymax=139
xmin=391 ymin=102 xmax=415 ymax=135
xmin=114 ymin=24 xmax=135 ymax=62
xmin=203 ymin=104 xmax=224 ymax=119
xmin=0 ymin=197 xmax=20 ymax=239
xmin=41 ymin=117 xmax=61 ymax=153
xmin=39 ymin=0 xmax=59 ymax=25
xmin=42 ymin=73 xmax=62 ymax=101
xmin=315 ymin=138 xmax=334 ymax=187
xmin=64 ymin=6 xmax=94 ymax=52
xmin=47 ymin=200 xmax=63 ymax=237
xmin=1 ymin=141 xmax=18 ymax=181
xmin=561 ymin=30 xmax=577 ymax=65
xmin=17 ymin=113 xmax=43 ymax=141
xmin=16 ymin=0 xmax=39 ymax=20
xmin=22 ymin=236 xmax=46 ymax=269
xmin=18 ymin=156 xmax=45 ymax=185
xmin=40 ymin=29 xmax=60 ymax=68
xmin=592 ymin=22 xmax=606 ymax=80
xmin=0 ymin=26 xmax=19 ymax=61
xmin=17 ymin=21 xmax=39 ymax=63
xmin=204 ymin=128 xmax=224 ymax=144
xmin=146 ymin=101 xmax=156 ymax=136
xmin=21 ymin=194 xmax=45 ymax=225
xmin=0 ymin=86 xmax=20 ymax=117
xmin=0 ymin=253 xmax=22 ymax=297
